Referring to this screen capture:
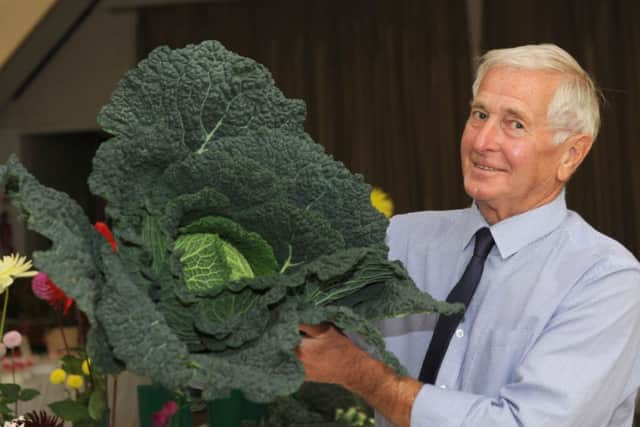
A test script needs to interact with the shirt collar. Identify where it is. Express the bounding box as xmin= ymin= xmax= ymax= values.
xmin=460 ymin=191 xmax=568 ymax=259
